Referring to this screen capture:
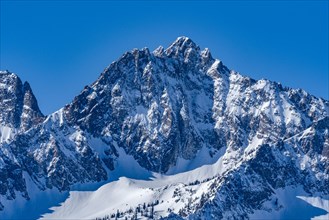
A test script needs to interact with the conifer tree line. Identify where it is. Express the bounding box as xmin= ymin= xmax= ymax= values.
xmin=95 ymin=200 xmax=160 ymax=220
